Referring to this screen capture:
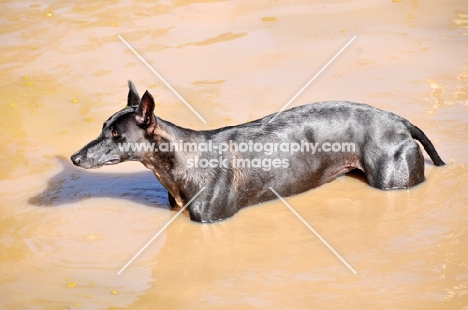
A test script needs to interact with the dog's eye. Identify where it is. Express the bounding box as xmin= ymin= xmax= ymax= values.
xmin=111 ymin=130 xmax=119 ymax=137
